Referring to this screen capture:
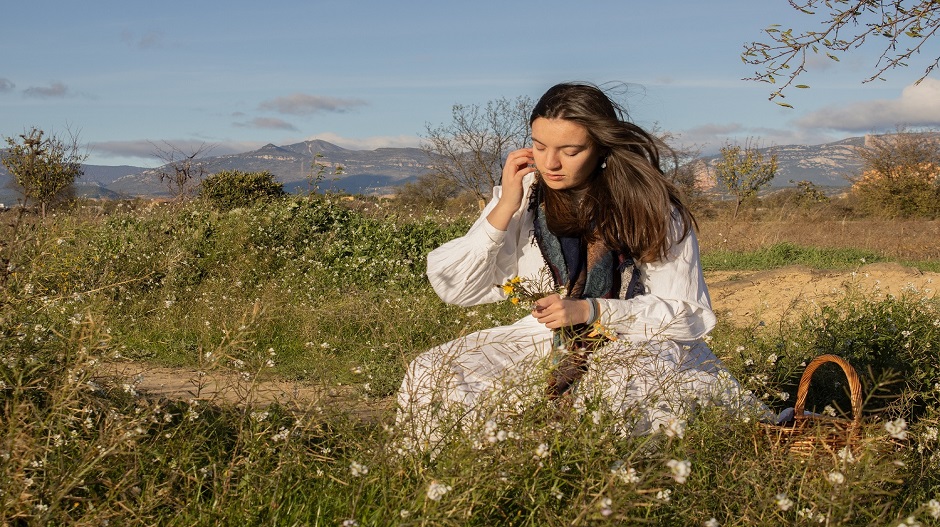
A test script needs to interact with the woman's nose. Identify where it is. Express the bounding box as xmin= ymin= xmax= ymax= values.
xmin=543 ymin=152 xmax=561 ymax=170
